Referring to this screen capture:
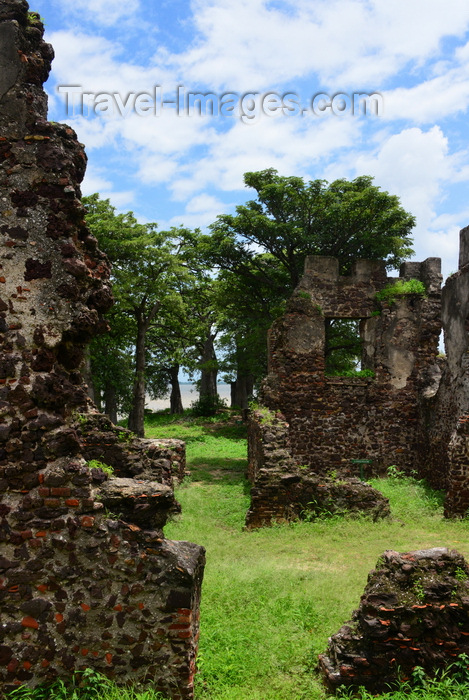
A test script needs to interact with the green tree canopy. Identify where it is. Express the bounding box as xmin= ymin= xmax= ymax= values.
xmin=201 ymin=170 xmax=416 ymax=398
xmin=84 ymin=194 xmax=186 ymax=434
xmin=207 ymin=169 xmax=415 ymax=289
xmin=85 ymin=171 xmax=416 ymax=415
